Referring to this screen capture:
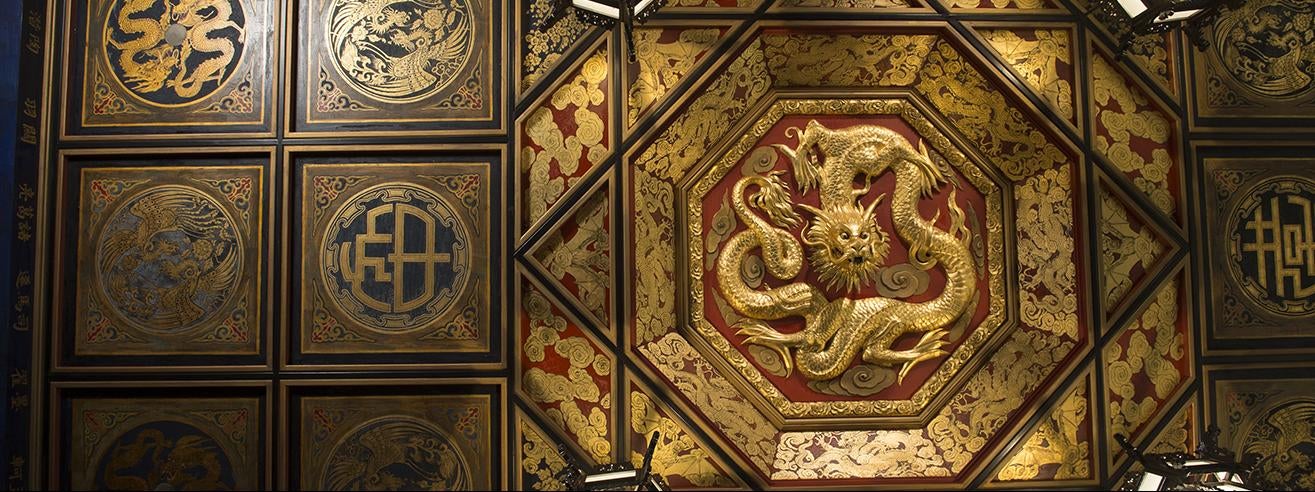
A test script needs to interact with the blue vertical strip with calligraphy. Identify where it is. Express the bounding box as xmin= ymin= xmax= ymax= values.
xmin=4 ymin=0 xmax=43 ymax=488
xmin=0 ymin=0 xmax=16 ymax=482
